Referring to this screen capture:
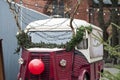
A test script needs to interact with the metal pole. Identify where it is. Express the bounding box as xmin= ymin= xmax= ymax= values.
xmin=20 ymin=0 xmax=23 ymax=29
